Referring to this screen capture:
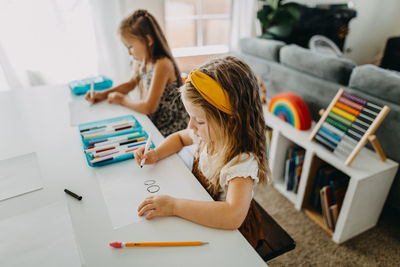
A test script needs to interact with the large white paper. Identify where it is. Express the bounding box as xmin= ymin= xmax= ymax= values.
xmin=0 ymin=92 xmax=35 ymax=159
xmin=0 ymin=201 xmax=82 ymax=267
xmin=0 ymin=152 xmax=43 ymax=201
xmin=68 ymin=98 xmax=132 ymax=126
xmin=95 ymin=157 xmax=200 ymax=229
